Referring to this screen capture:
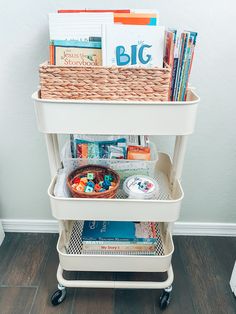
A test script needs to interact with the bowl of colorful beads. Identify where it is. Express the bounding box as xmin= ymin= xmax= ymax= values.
xmin=67 ymin=164 xmax=120 ymax=199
